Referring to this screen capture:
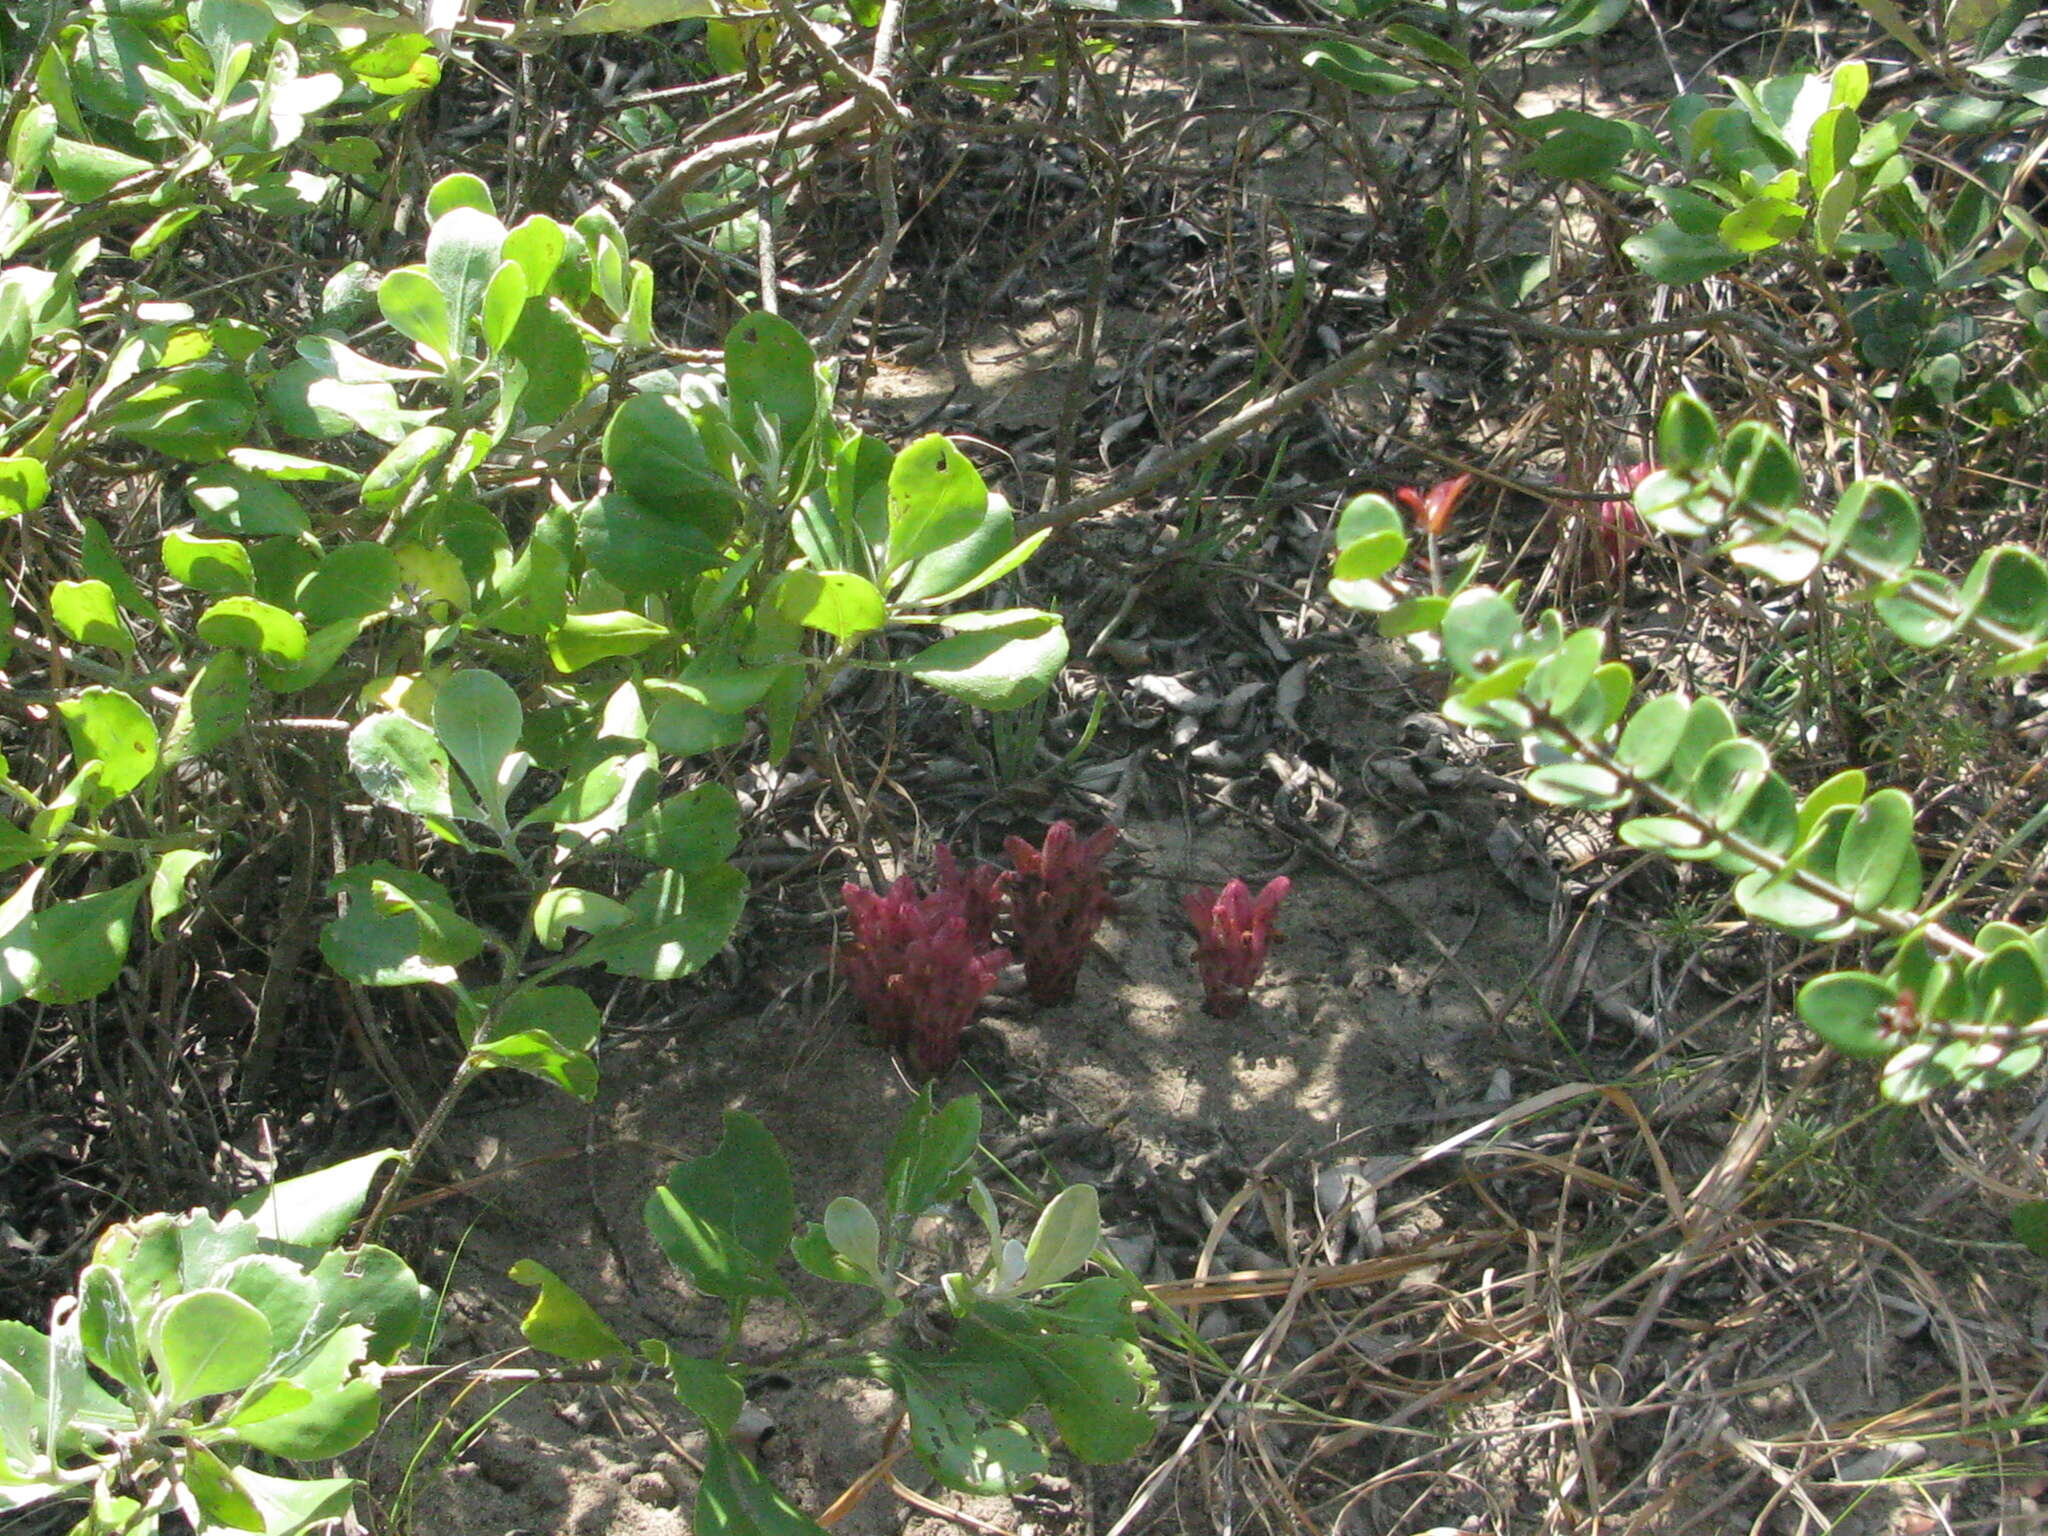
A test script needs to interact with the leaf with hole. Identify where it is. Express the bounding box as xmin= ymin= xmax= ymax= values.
xmin=57 ymin=687 xmax=157 ymax=802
